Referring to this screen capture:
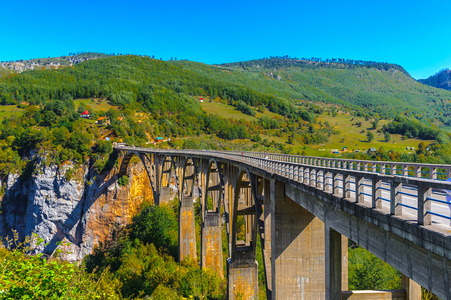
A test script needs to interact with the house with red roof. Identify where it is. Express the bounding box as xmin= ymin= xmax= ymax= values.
xmin=80 ymin=111 xmax=90 ymax=118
